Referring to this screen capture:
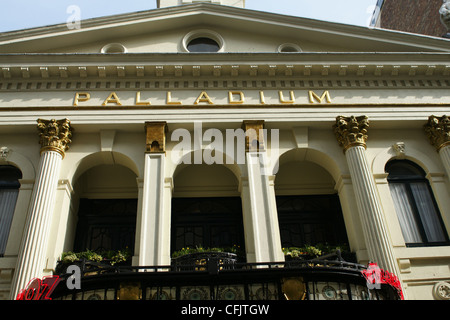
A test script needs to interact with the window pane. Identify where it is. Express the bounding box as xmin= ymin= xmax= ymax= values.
xmin=187 ymin=37 xmax=220 ymax=53
xmin=388 ymin=183 xmax=422 ymax=243
xmin=410 ymin=182 xmax=447 ymax=242
xmin=0 ymin=166 xmax=22 ymax=256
